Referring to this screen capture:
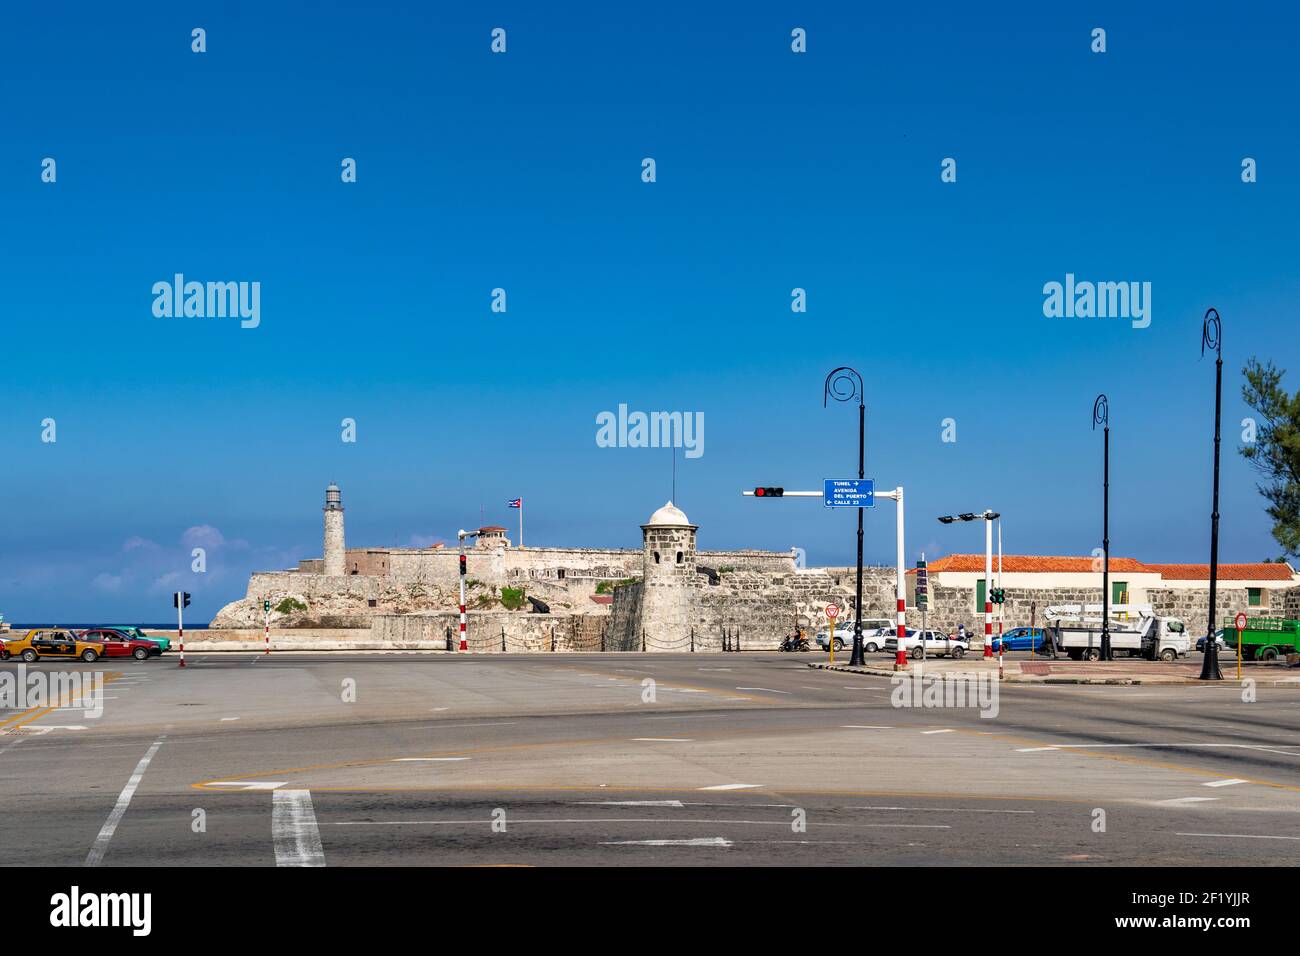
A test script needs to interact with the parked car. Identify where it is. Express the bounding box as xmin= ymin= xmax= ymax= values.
xmin=106 ymin=626 xmax=171 ymax=652
xmin=1197 ymin=630 xmax=1227 ymax=654
xmin=5 ymin=629 xmax=104 ymax=662
xmin=78 ymin=628 xmax=162 ymax=661
xmin=884 ymin=629 xmax=969 ymax=659
xmin=990 ymin=627 xmax=1050 ymax=653
xmin=815 ymin=618 xmax=893 ymax=652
